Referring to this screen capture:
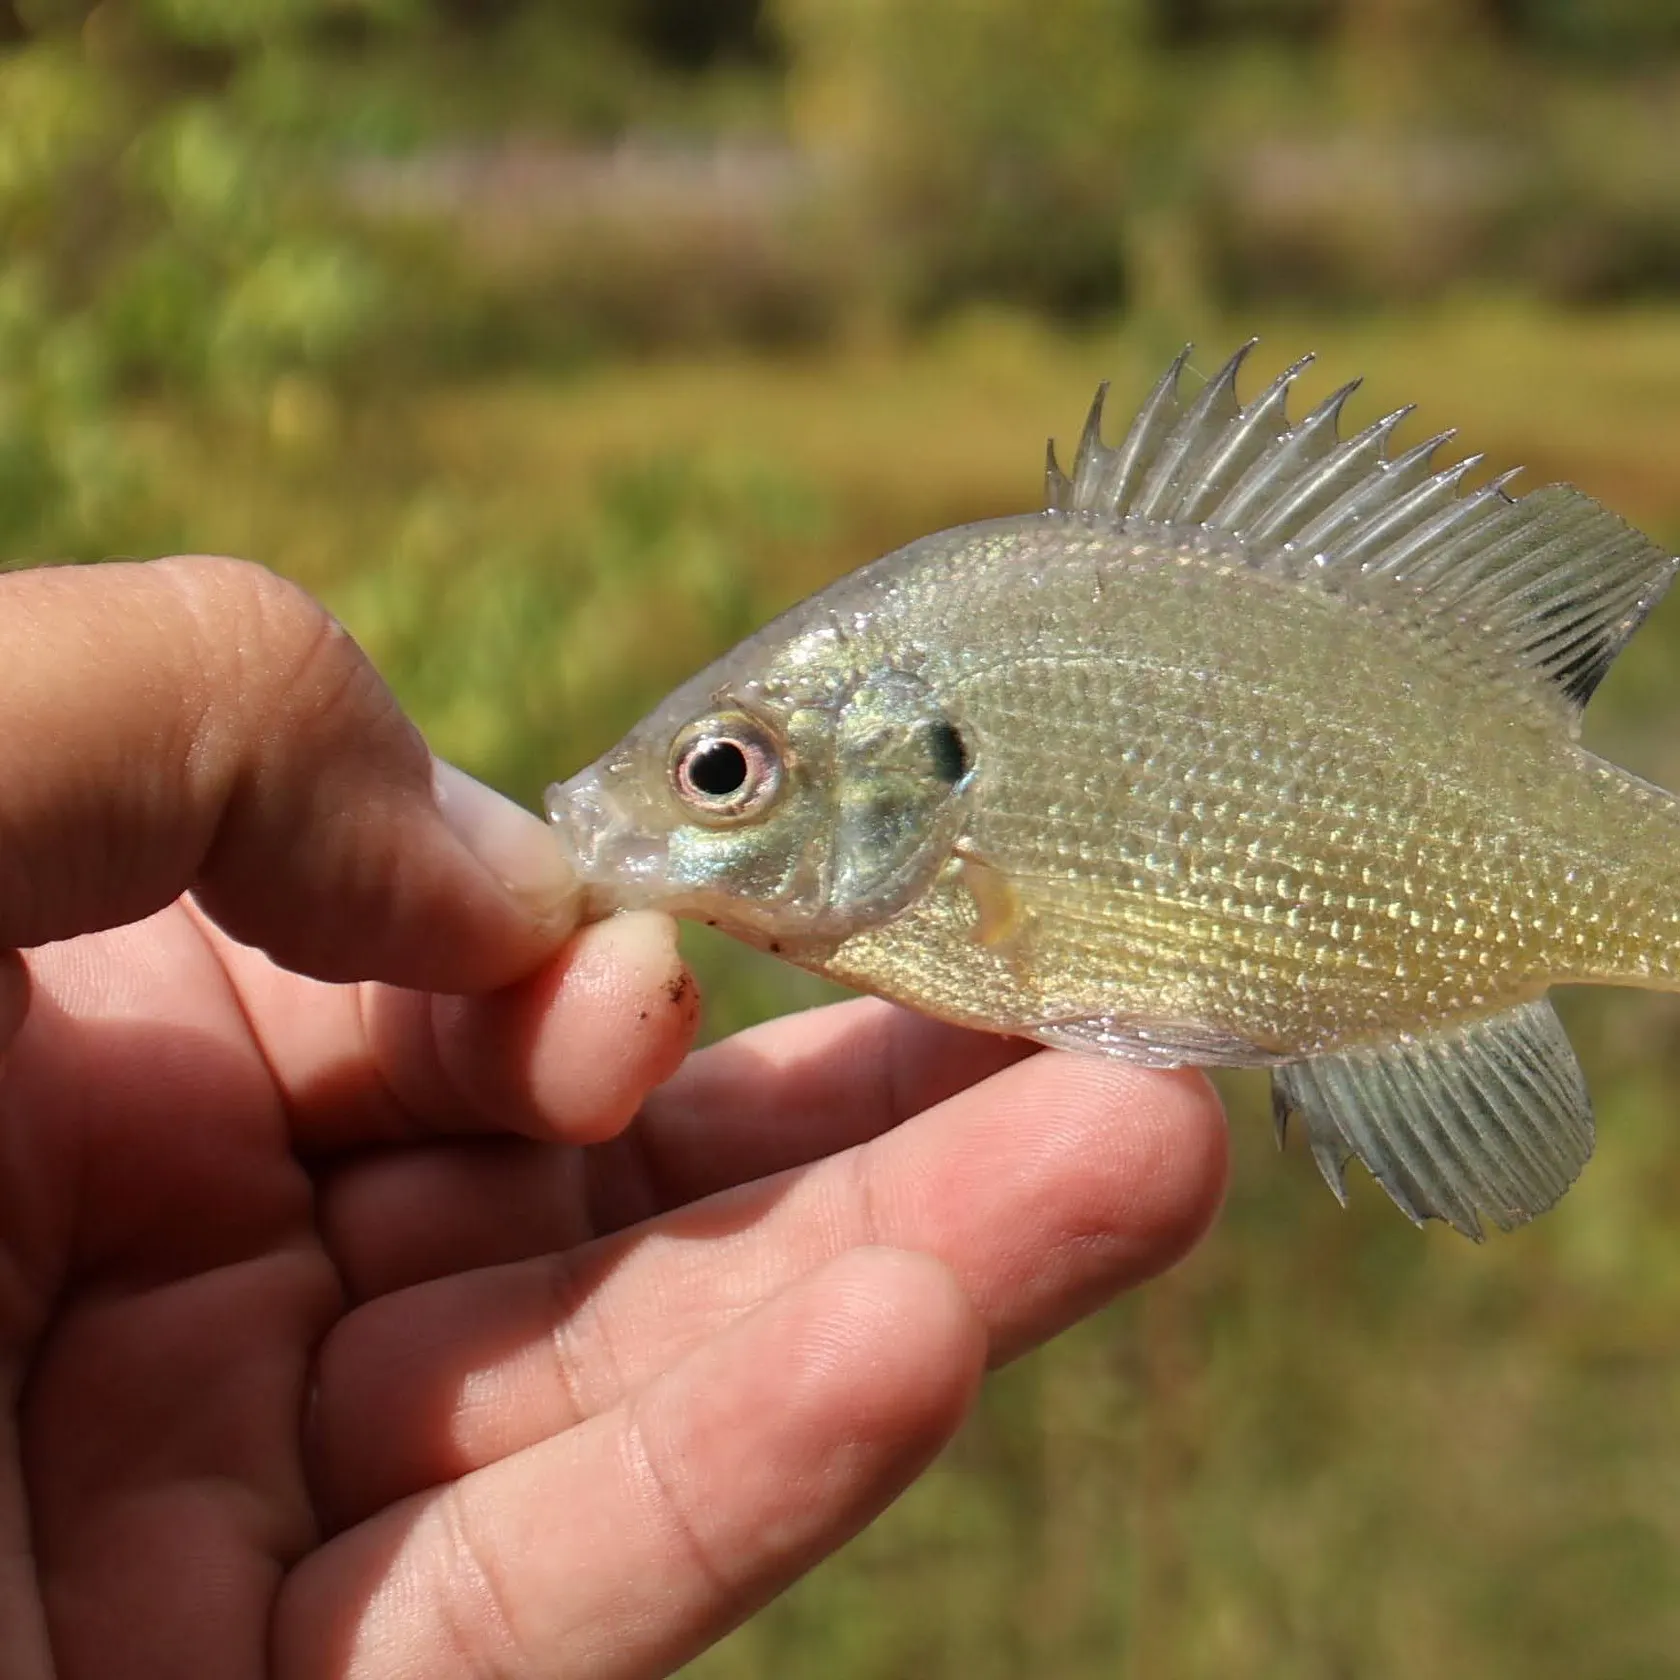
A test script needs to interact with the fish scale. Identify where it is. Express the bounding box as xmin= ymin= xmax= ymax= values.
xmin=895 ymin=551 xmax=1616 ymax=1027
xmin=549 ymin=342 xmax=1680 ymax=1236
